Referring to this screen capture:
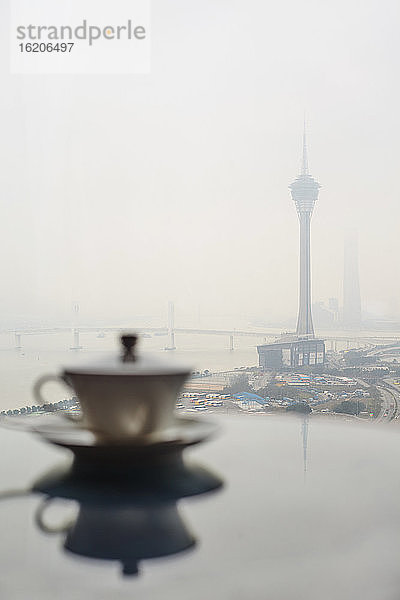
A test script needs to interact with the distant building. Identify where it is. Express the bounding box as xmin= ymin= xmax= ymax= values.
xmin=312 ymin=302 xmax=335 ymax=328
xmin=328 ymin=297 xmax=339 ymax=312
xmin=312 ymin=299 xmax=339 ymax=328
xmin=328 ymin=297 xmax=340 ymax=322
xmin=343 ymin=233 xmax=361 ymax=328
